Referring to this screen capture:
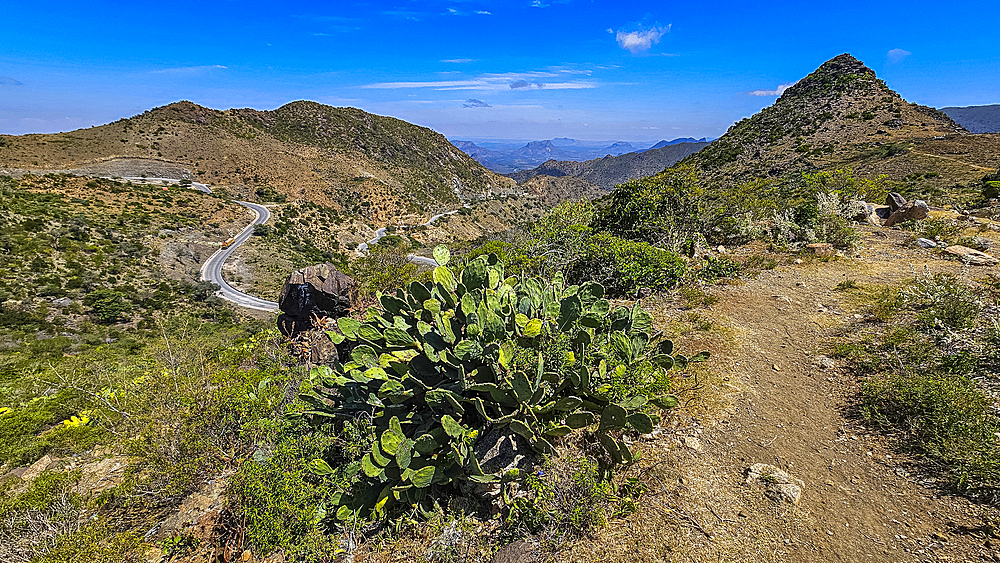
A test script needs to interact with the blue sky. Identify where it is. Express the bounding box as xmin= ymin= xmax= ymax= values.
xmin=2 ymin=0 xmax=998 ymax=143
